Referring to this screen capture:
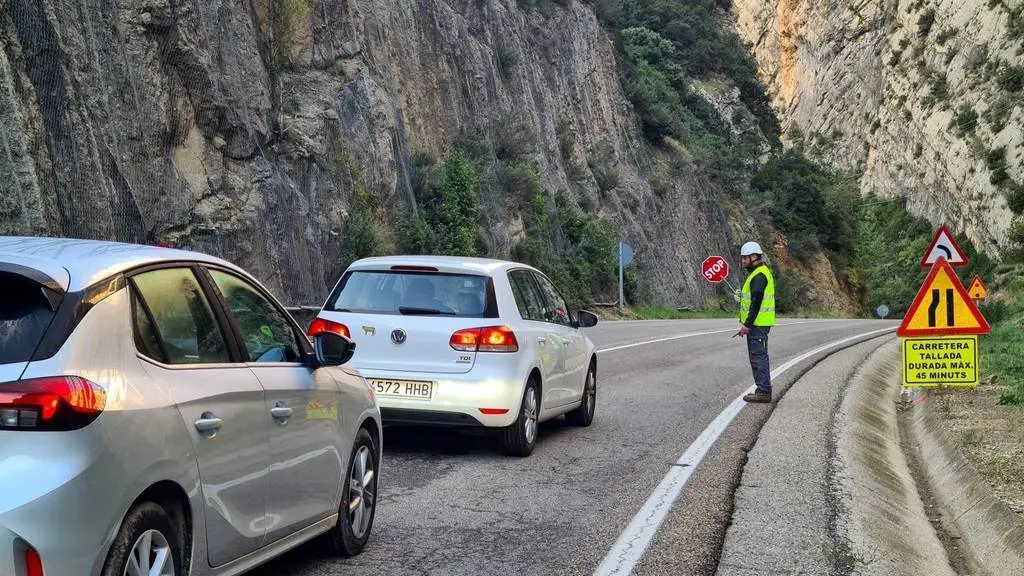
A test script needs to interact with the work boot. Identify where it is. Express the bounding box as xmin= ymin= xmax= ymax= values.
xmin=743 ymin=389 xmax=772 ymax=403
